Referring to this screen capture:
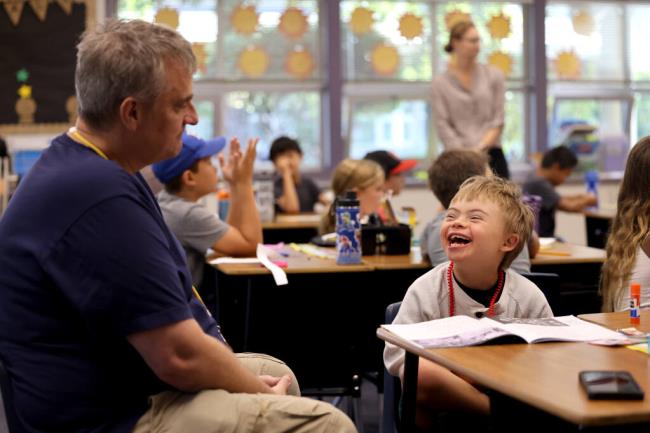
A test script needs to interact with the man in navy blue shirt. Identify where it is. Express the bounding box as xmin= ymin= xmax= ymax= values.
xmin=0 ymin=20 xmax=355 ymax=433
